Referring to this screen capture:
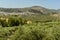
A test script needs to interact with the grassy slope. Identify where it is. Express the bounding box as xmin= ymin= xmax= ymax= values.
xmin=0 ymin=14 xmax=59 ymax=40
xmin=0 ymin=21 xmax=60 ymax=40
